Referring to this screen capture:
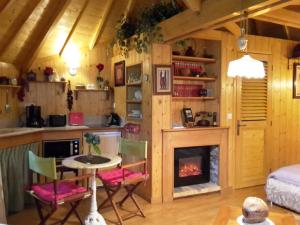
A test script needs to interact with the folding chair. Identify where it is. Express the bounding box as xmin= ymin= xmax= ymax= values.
xmin=96 ymin=138 xmax=148 ymax=225
xmin=27 ymin=151 xmax=91 ymax=225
